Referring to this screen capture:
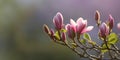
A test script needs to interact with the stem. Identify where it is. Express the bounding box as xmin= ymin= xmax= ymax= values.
xmin=112 ymin=44 xmax=120 ymax=56
xmin=76 ymin=37 xmax=99 ymax=59
xmin=64 ymin=43 xmax=84 ymax=57
xmin=104 ymin=38 xmax=113 ymax=59
xmin=54 ymin=40 xmax=84 ymax=57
